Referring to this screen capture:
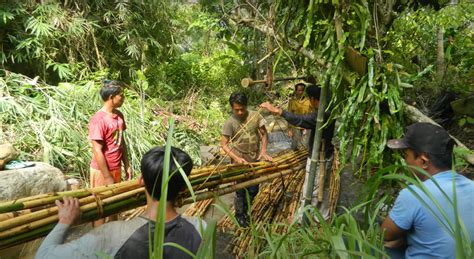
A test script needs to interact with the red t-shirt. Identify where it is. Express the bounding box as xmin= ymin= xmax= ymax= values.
xmin=89 ymin=110 xmax=127 ymax=170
